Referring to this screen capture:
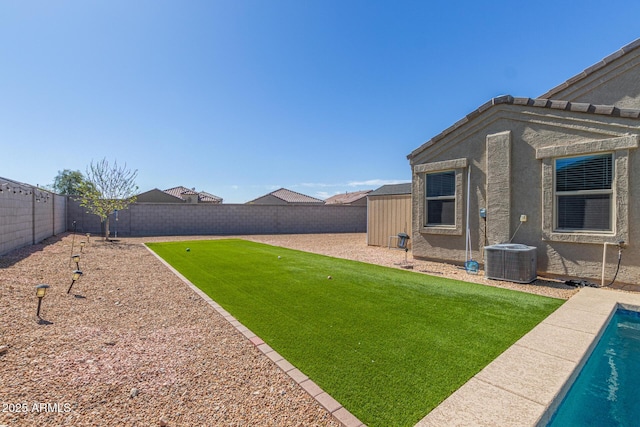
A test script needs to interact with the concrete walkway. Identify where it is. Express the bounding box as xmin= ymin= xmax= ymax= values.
xmin=415 ymin=287 xmax=640 ymax=426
